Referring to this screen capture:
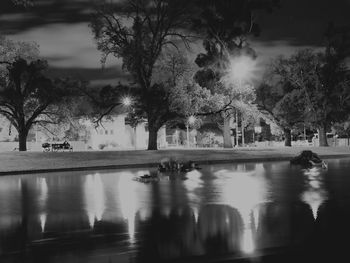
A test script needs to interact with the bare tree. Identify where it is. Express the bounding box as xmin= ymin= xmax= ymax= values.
xmin=90 ymin=0 xmax=196 ymax=150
